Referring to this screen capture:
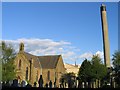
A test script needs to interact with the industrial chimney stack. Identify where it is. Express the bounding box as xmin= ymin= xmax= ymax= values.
xmin=100 ymin=4 xmax=111 ymax=68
